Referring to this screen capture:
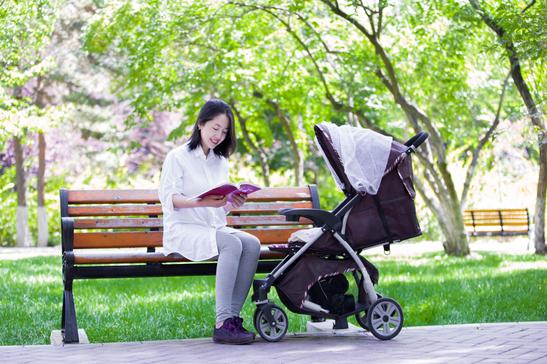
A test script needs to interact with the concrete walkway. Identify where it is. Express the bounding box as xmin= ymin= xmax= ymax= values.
xmin=2 ymin=322 xmax=546 ymax=364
